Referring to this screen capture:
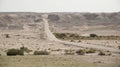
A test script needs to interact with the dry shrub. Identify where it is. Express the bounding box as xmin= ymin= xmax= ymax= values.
xmin=7 ymin=49 xmax=24 ymax=56
xmin=76 ymin=49 xmax=85 ymax=55
xmin=33 ymin=51 xmax=49 ymax=55
xmin=64 ymin=49 xmax=75 ymax=55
